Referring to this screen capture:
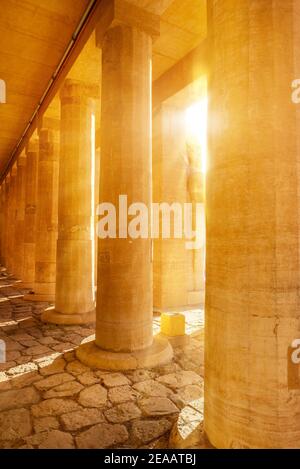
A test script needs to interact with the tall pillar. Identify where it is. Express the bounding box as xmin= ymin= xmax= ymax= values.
xmin=0 ymin=185 xmax=3 ymax=266
xmin=7 ymin=164 xmax=17 ymax=275
xmin=2 ymin=174 xmax=10 ymax=269
xmin=94 ymin=147 xmax=100 ymax=289
xmin=14 ymin=152 xmax=26 ymax=280
xmin=153 ymin=103 xmax=189 ymax=311
xmin=77 ymin=0 xmax=172 ymax=370
xmin=42 ymin=79 xmax=96 ymax=324
xmin=25 ymin=119 xmax=59 ymax=302
xmin=186 ymin=142 xmax=205 ymax=305
xmin=205 ymin=0 xmax=300 ymax=448
xmin=22 ymin=136 xmax=39 ymax=288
